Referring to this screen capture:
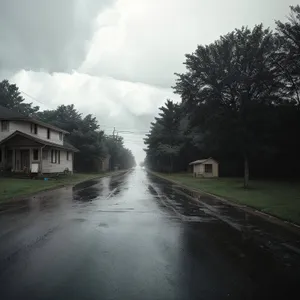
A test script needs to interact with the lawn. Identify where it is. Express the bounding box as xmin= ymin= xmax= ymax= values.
xmin=0 ymin=172 xmax=117 ymax=202
xmin=155 ymin=172 xmax=300 ymax=224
